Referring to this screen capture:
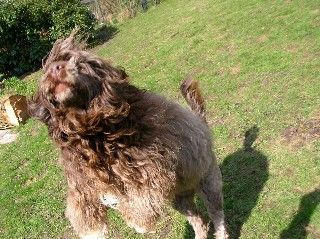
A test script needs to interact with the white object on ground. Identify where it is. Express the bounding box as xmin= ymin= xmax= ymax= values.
xmin=0 ymin=130 xmax=18 ymax=144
